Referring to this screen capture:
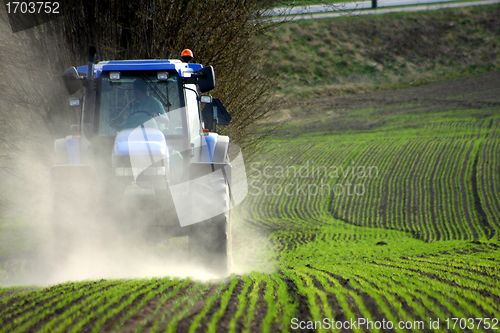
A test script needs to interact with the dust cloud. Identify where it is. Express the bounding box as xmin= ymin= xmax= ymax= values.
xmin=0 ymin=9 xmax=274 ymax=287
xmin=0 ymin=169 xmax=277 ymax=286
xmin=1 ymin=154 xmax=274 ymax=287
xmin=0 ymin=134 xmax=273 ymax=286
xmin=231 ymin=217 xmax=277 ymax=276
